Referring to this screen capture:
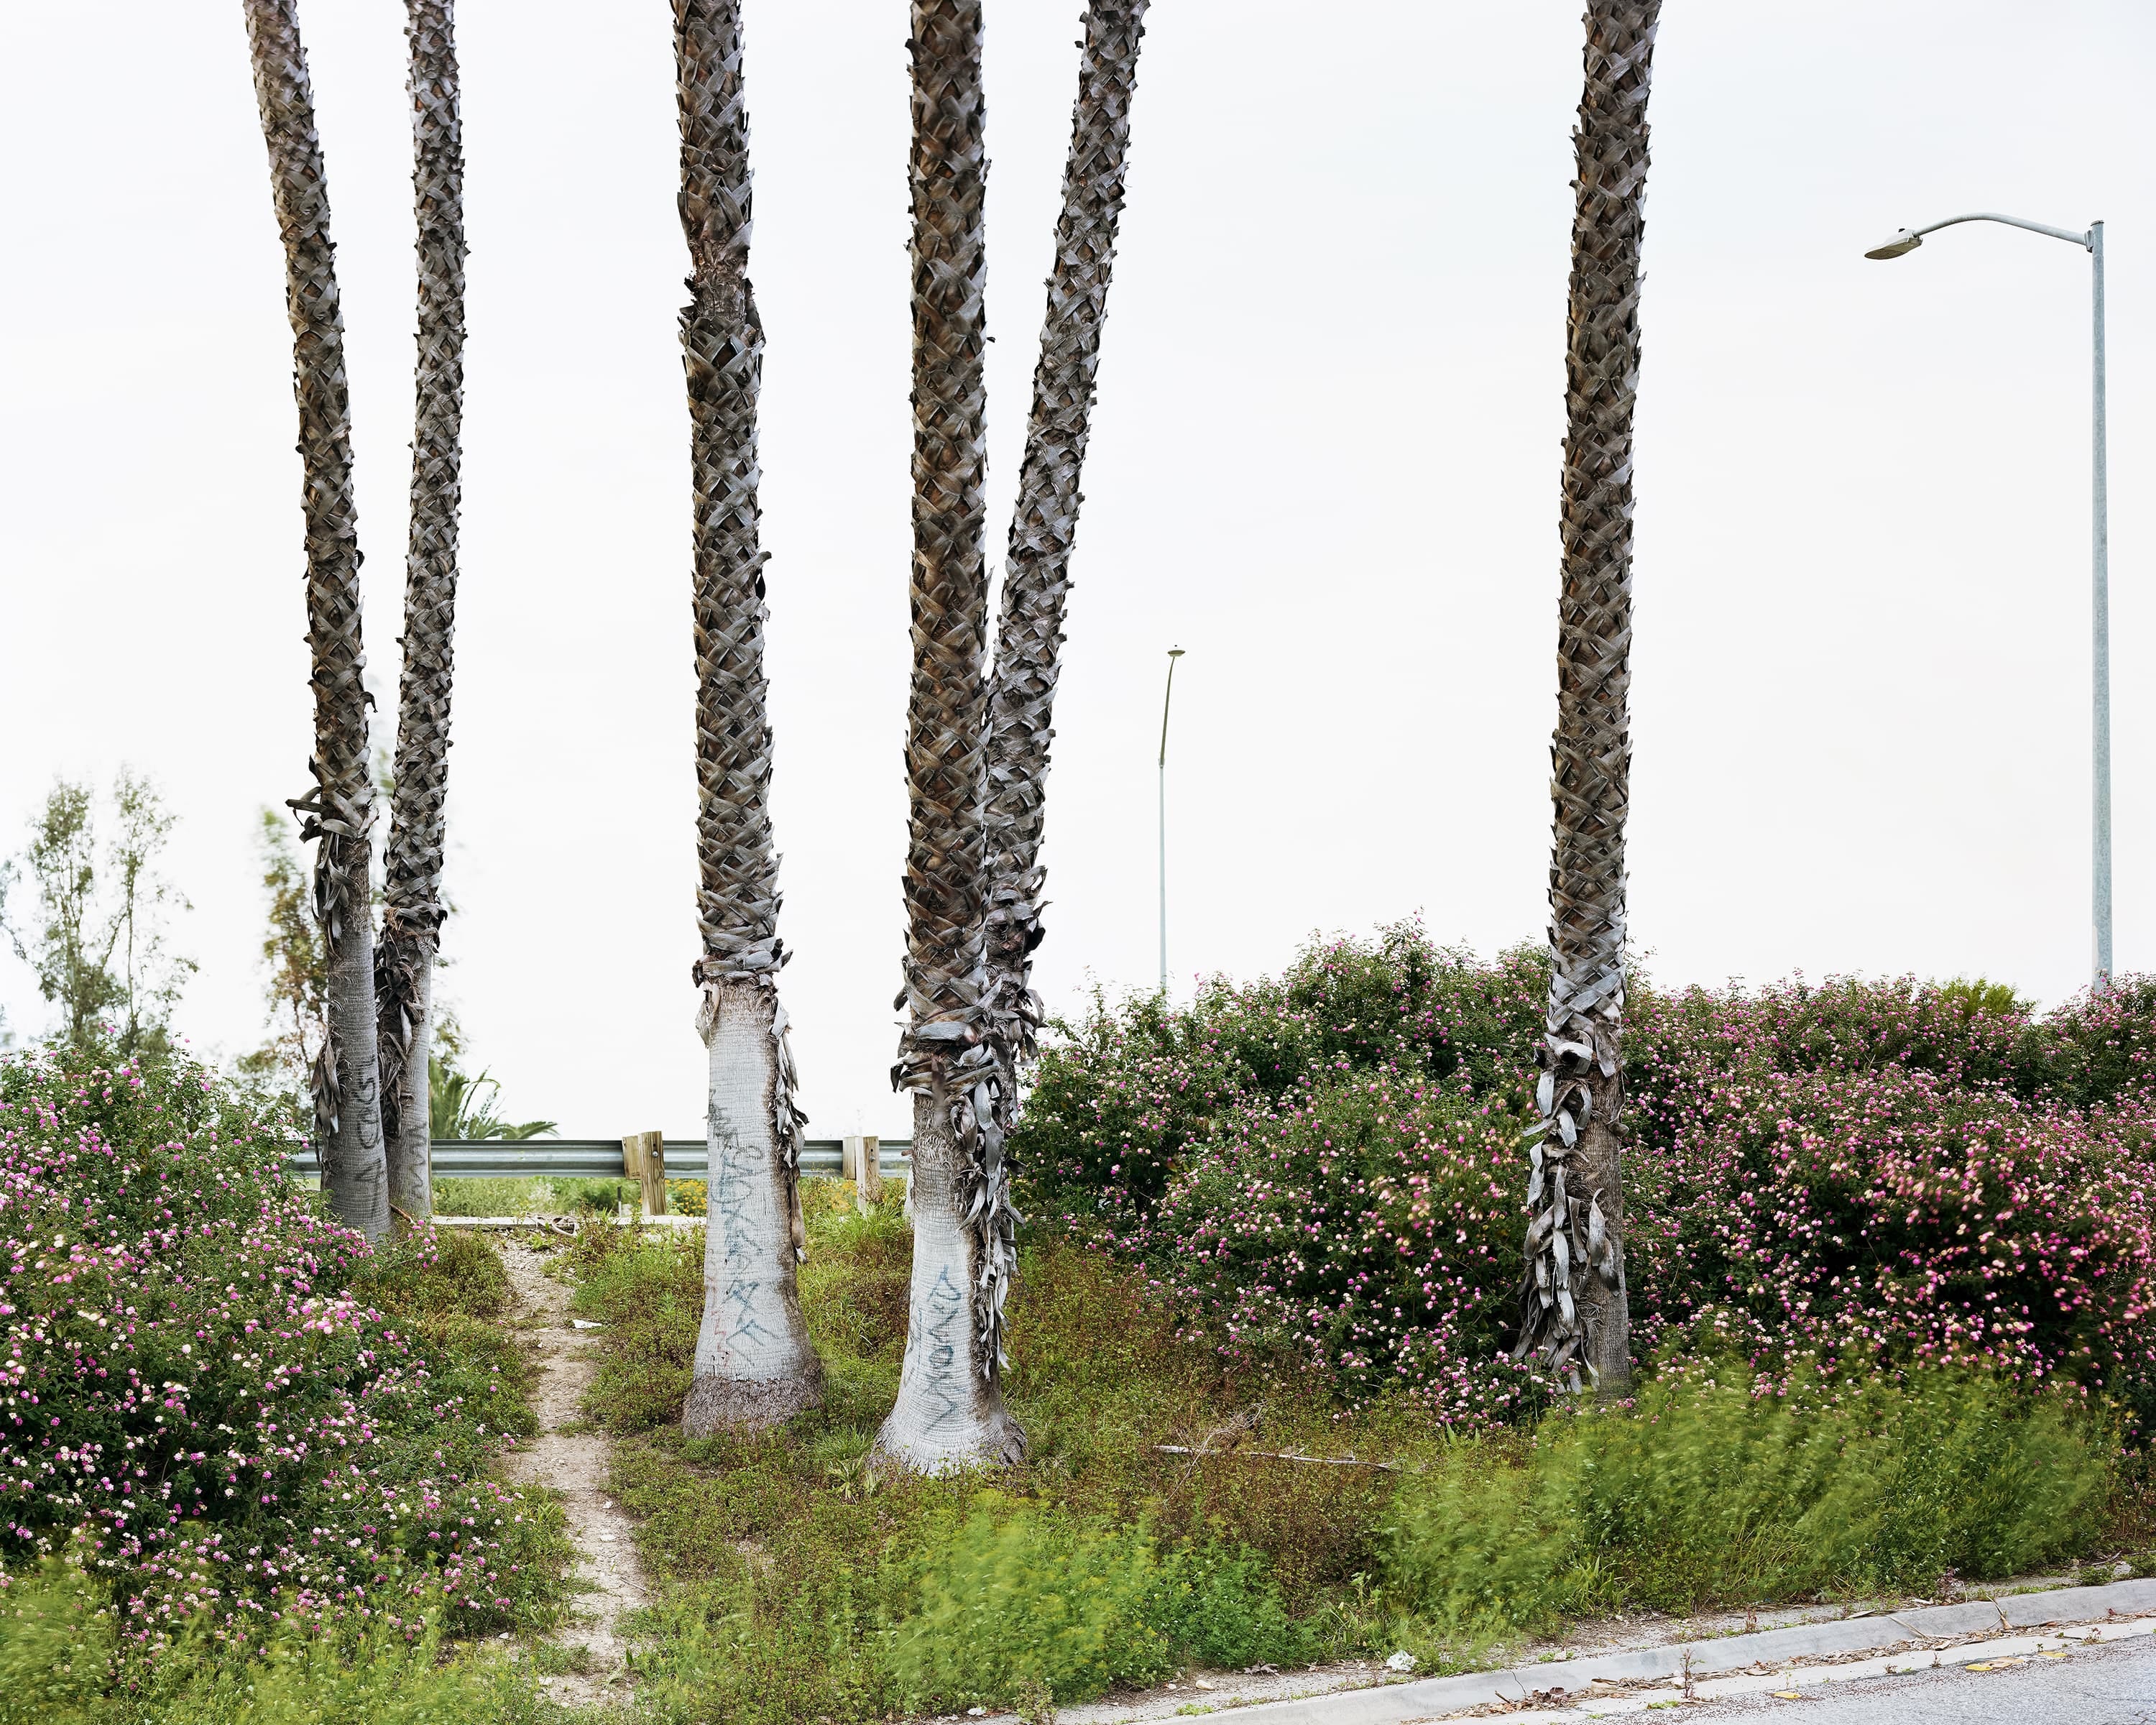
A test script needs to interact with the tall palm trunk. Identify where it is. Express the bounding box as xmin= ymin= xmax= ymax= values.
xmin=878 ymin=0 xmax=1023 ymax=1473
xmin=243 ymin=0 xmax=388 ymax=1243
xmin=377 ymin=0 xmax=467 ymax=1226
xmin=674 ymin=0 xmax=823 ymax=1434
xmin=1514 ymin=0 xmax=1659 ymax=1396
xmin=983 ymin=0 xmax=1151 ymax=1114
